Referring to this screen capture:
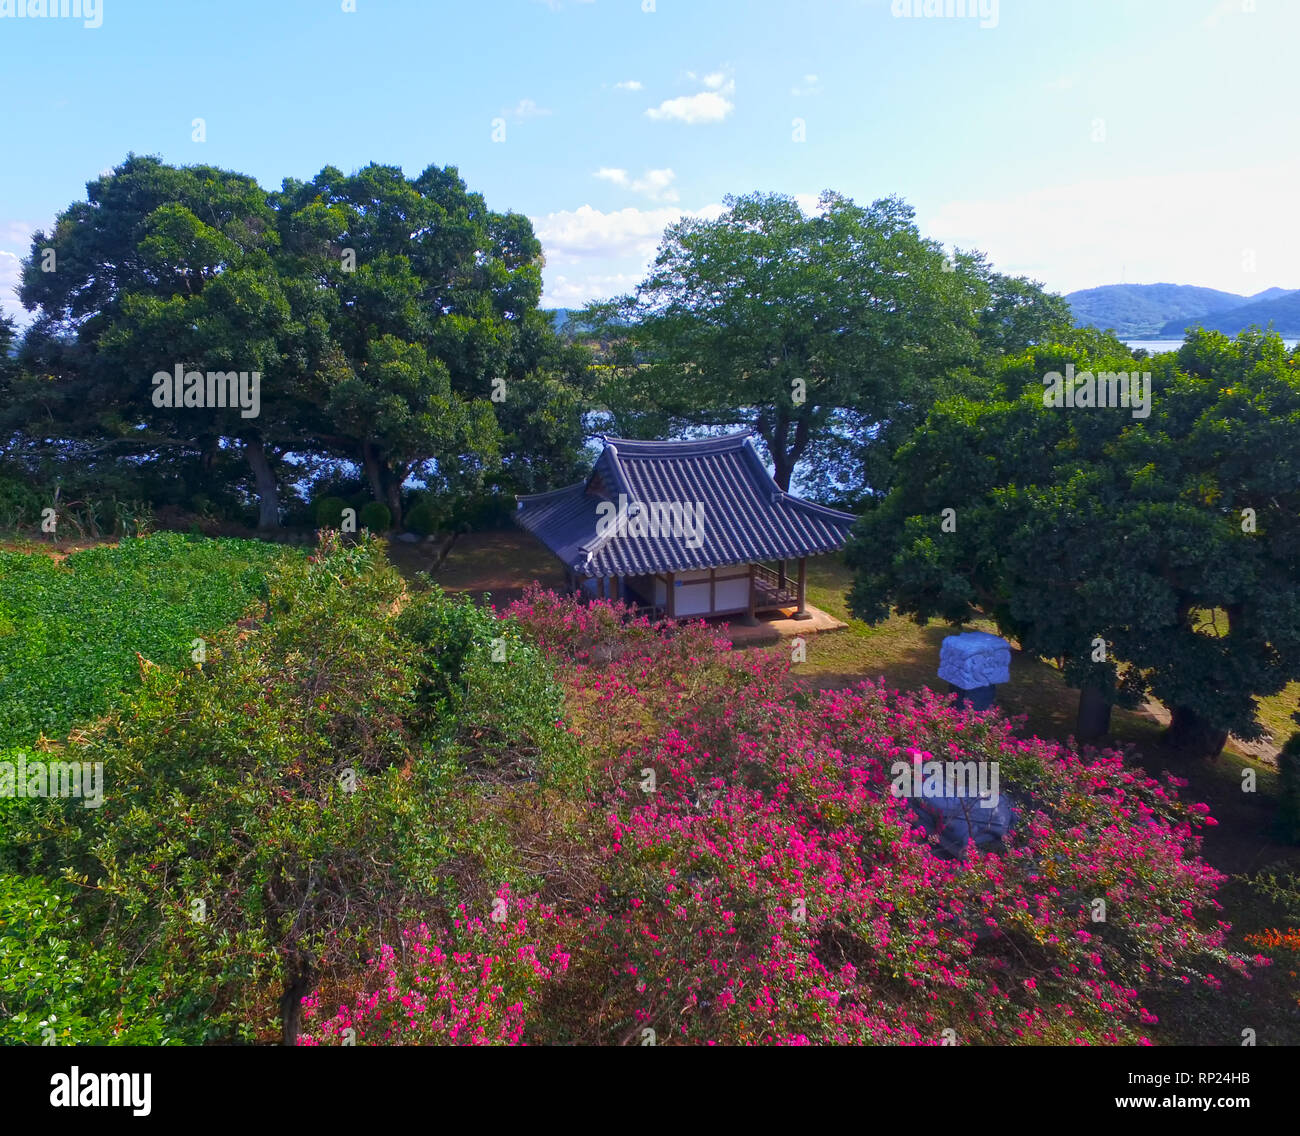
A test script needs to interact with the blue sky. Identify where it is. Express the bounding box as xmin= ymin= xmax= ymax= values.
xmin=2 ymin=0 xmax=1297 ymax=321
